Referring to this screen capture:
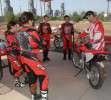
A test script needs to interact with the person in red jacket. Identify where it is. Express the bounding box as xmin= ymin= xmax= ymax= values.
xmin=19 ymin=11 xmax=48 ymax=100
xmin=83 ymin=11 xmax=105 ymax=51
xmin=61 ymin=15 xmax=74 ymax=60
xmin=38 ymin=15 xmax=52 ymax=62
xmin=5 ymin=20 xmax=25 ymax=87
